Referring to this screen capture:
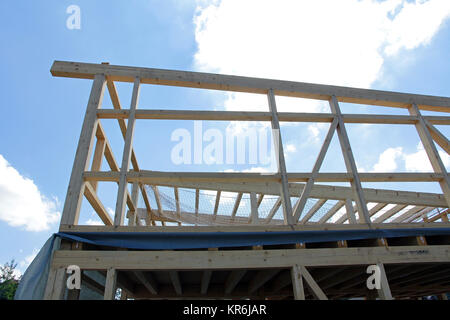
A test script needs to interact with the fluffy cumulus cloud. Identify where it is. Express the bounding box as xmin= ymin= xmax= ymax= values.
xmin=366 ymin=143 xmax=449 ymax=172
xmin=0 ymin=155 xmax=60 ymax=231
xmin=192 ymin=0 xmax=450 ymax=171
xmin=194 ymin=0 xmax=450 ymax=96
